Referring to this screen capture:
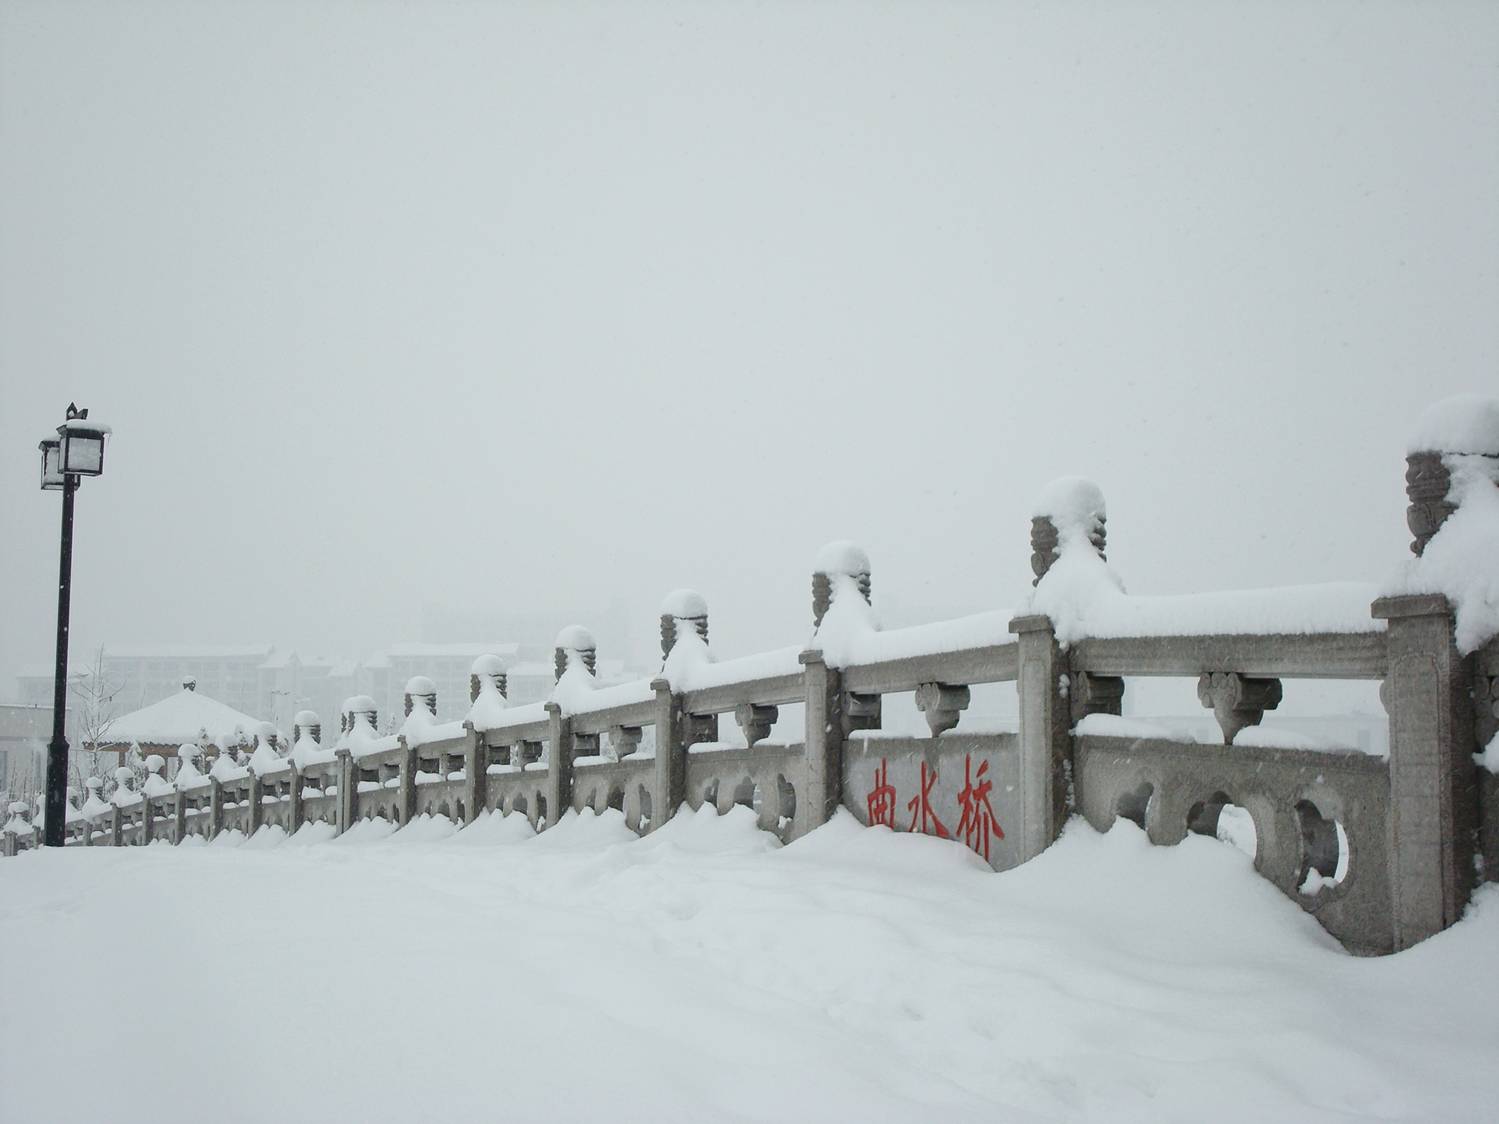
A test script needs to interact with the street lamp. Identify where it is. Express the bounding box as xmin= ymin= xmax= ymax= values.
xmin=37 ymin=403 xmax=110 ymax=847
